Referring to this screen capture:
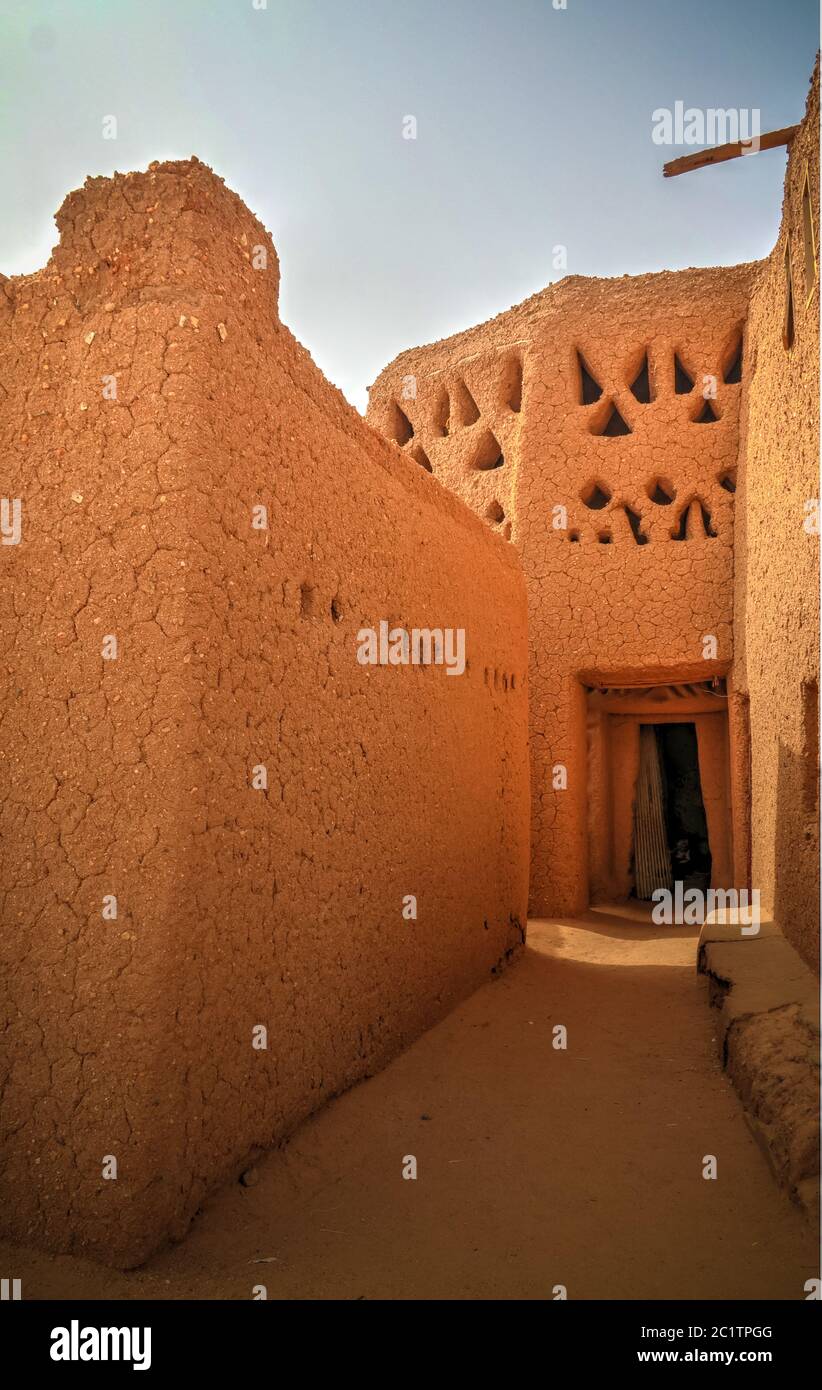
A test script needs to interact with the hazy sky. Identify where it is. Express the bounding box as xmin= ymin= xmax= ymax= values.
xmin=1 ymin=0 xmax=818 ymax=410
